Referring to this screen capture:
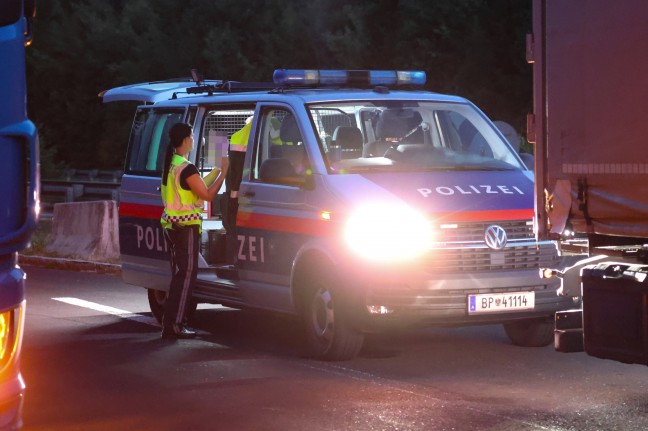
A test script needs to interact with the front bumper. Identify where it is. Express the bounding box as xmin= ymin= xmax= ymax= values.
xmin=349 ymin=266 xmax=574 ymax=329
